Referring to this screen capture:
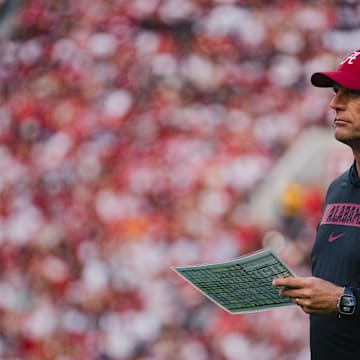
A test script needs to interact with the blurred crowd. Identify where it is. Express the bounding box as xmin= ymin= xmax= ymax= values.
xmin=0 ymin=0 xmax=359 ymax=359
